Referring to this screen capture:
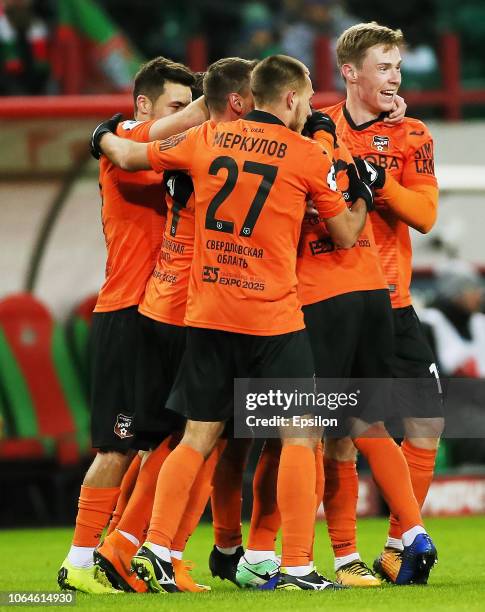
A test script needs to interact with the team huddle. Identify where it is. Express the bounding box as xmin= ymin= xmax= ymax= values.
xmin=57 ymin=21 xmax=443 ymax=595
